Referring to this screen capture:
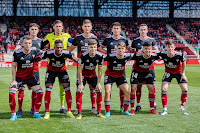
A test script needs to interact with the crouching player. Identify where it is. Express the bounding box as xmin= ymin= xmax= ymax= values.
xmin=9 ymin=35 xmax=43 ymax=121
xmin=130 ymin=42 xmax=159 ymax=115
xmin=104 ymin=42 xmax=133 ymax=117
xmin=159 ymin=40 xmax=189 ymax=115
xmin=42 ymin=40 xmax=77 ymax=119
xmin=76 ymin=39 xmax=105 ymax=119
